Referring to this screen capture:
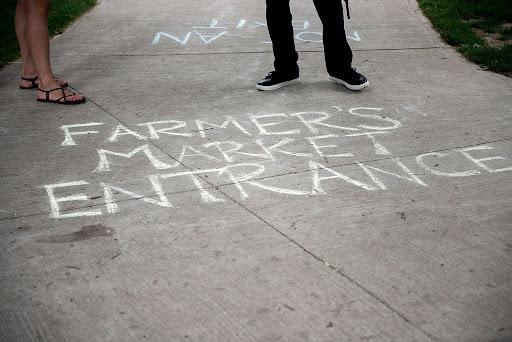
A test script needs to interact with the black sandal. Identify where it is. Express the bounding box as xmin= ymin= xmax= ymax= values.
xmin=20 ymin=76 xmax=69 ymax=89
xmin=19 ymin=76 xmax=39 ymax=89
xmin=37 ymin=86 xmax=86 ymax=105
